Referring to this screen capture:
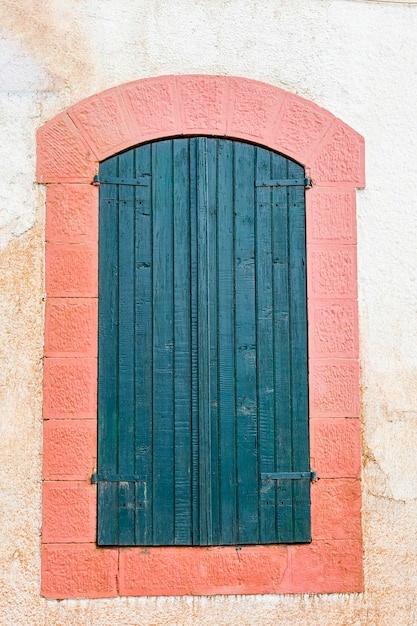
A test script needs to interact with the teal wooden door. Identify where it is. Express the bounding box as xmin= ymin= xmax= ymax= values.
xmin=96 ymin=137 xmax=310 ymax=546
